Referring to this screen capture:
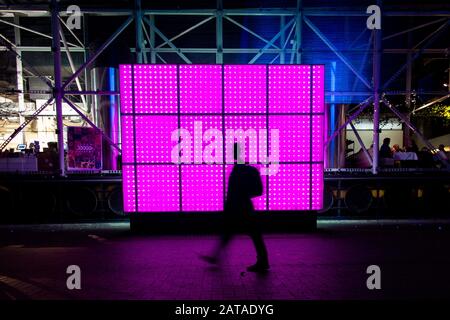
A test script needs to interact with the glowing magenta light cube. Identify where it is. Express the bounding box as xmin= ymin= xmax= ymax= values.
xmin=120 ymin=115 xmax=134 ymax=163
xmin=311 ymin=163 xmax=324 ymax=210
xmin=312 ymin=115 xmax=324 ymax=162
xmin=122 ymin=165 xmax=136 ymax=212
xmin=182 ymin=165 xmax=224 ymax=211
xmin=119 ymin=64 xmax=324 ymax=213
xmin=119 ymin=65 xmax=133 ymax=113
xmin=312 ymin=65 xmax=325 ymax=113
xmin=180 ymin=65 xmax=222 ymax=114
